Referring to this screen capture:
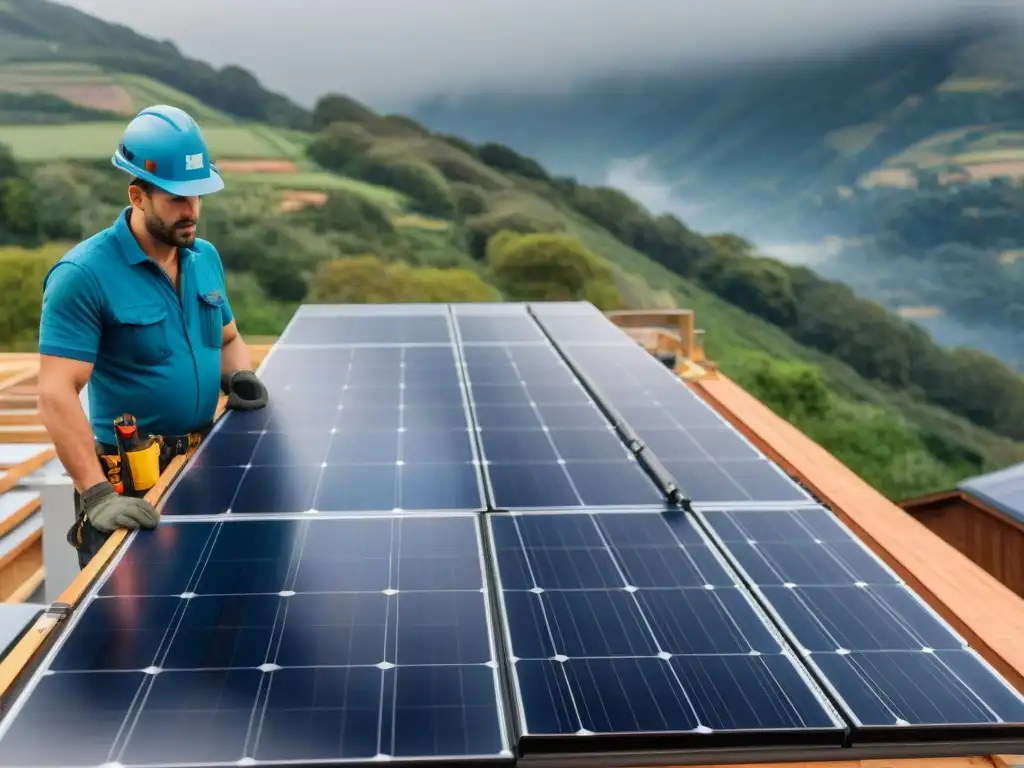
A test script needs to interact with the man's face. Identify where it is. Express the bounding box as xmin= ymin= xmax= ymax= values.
xmin=135 ymin=186 xmax=201 ymax=249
